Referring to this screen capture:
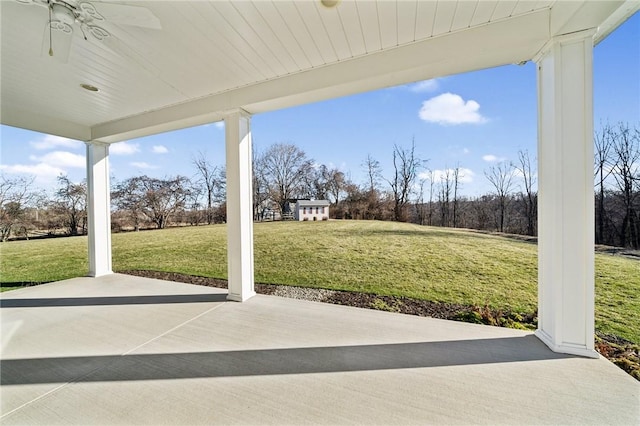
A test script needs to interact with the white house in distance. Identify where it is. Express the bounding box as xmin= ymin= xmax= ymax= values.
xmin=295 ymin=200 xmax=330 ymax=221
